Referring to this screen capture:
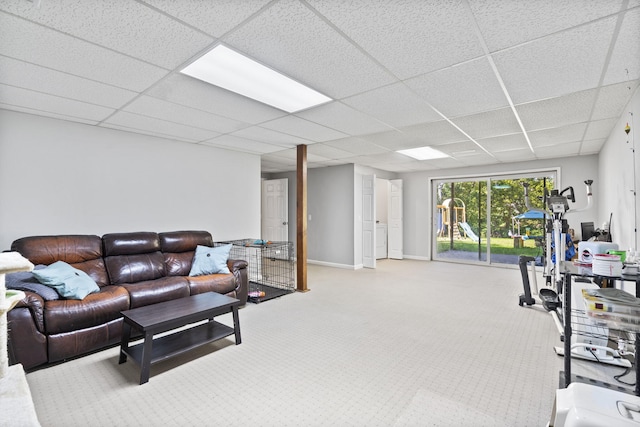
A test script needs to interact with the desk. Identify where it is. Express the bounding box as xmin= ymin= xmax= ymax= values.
xmin=560 ymin=261 xmax=640 ymax=395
